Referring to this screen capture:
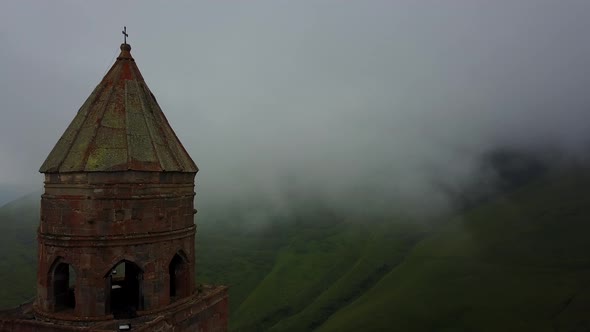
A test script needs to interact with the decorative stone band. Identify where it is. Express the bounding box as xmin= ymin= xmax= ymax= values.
xmin=41 ymin=191 xmax=195 ymax=200
xmin=43 ymin=180 xmax=194 ymax=197
xmin=38 ymin=225 xmax=196 ymax=247
xmin=43 ymin=172 xmax=196 ymax=184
